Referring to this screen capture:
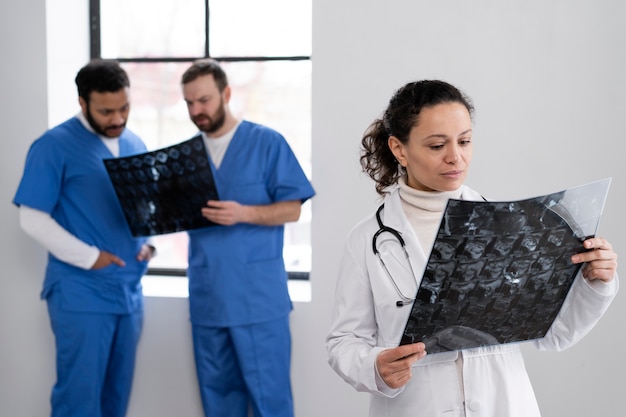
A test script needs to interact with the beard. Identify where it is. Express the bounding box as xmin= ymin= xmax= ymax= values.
xmin=191 ymin=98 xmax=227 ymax=134
xmin=85 ymin=103 xmax=126 ymax=138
